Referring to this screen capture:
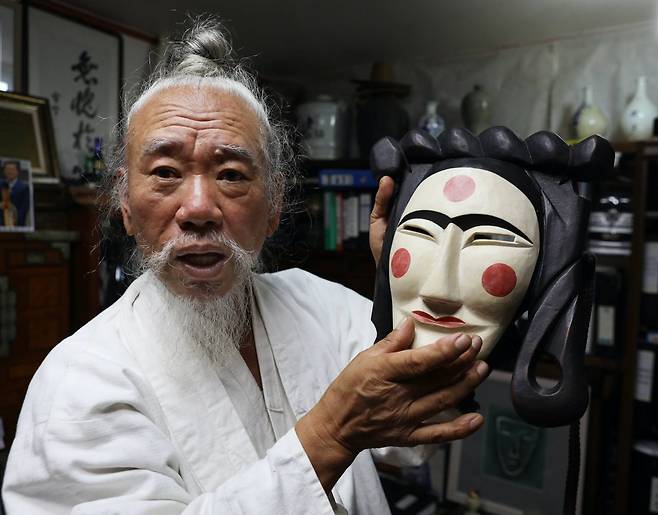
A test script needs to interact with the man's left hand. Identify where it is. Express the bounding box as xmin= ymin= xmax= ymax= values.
xmin=369 ymin=176 xmax=395 ymax=266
